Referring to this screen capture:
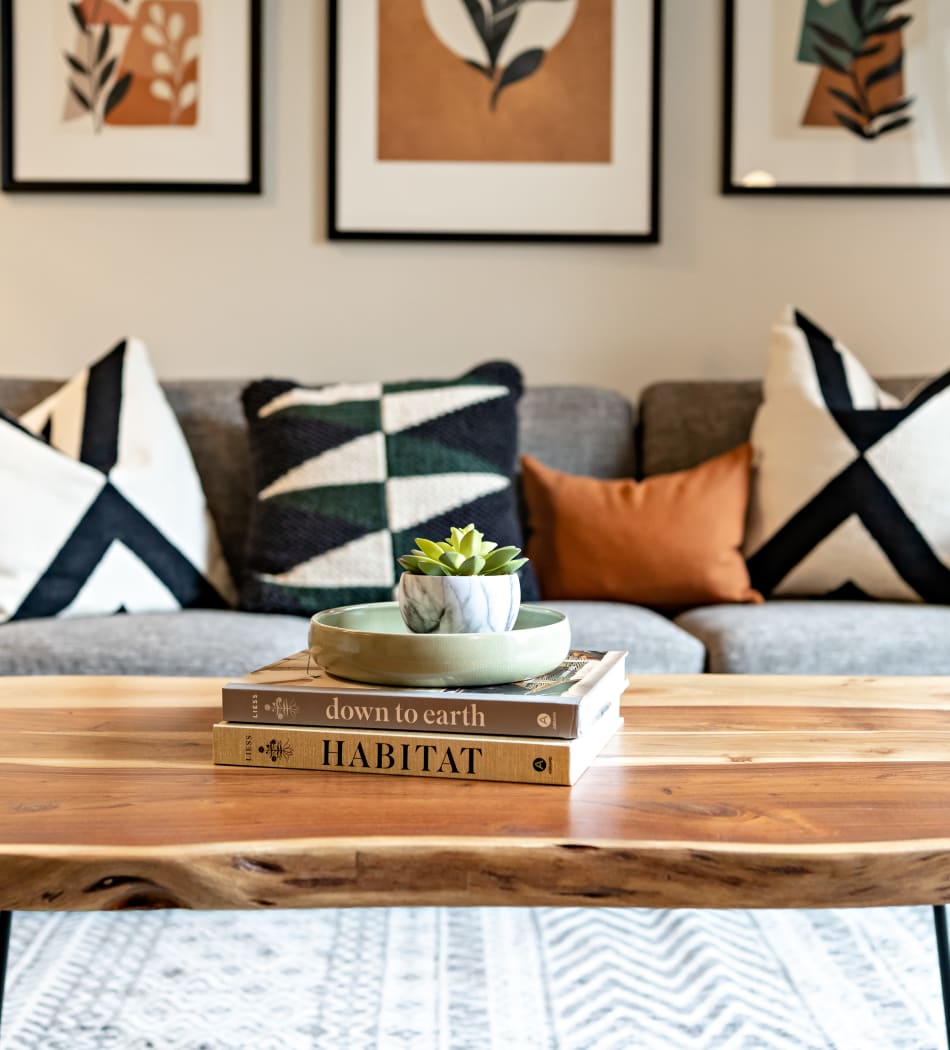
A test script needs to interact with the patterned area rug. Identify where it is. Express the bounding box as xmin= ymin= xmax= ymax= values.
xmin=2 ymin=907 xmax=943 ymax=1050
